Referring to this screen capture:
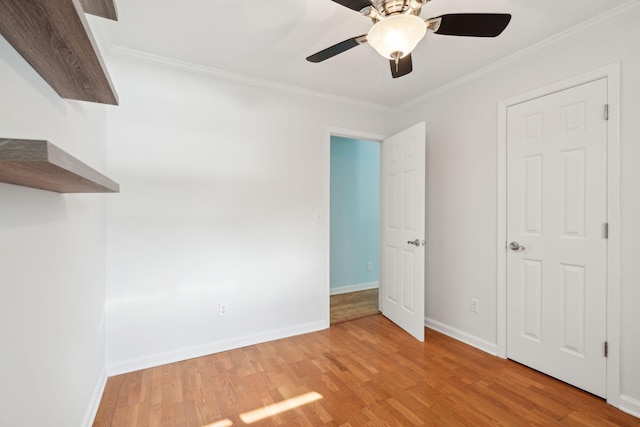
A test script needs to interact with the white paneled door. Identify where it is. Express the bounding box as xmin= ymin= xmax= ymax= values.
xmin=380 ymin=122 xmax=426 ymax=342
xmin=506 ymin=79 xmax=608 ymax=397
